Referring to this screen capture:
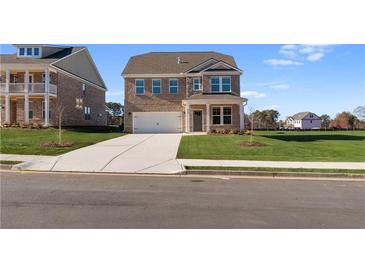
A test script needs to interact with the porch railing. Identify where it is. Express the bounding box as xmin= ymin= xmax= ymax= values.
xmin=0 ymin=83 xmax=57 ymax=95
